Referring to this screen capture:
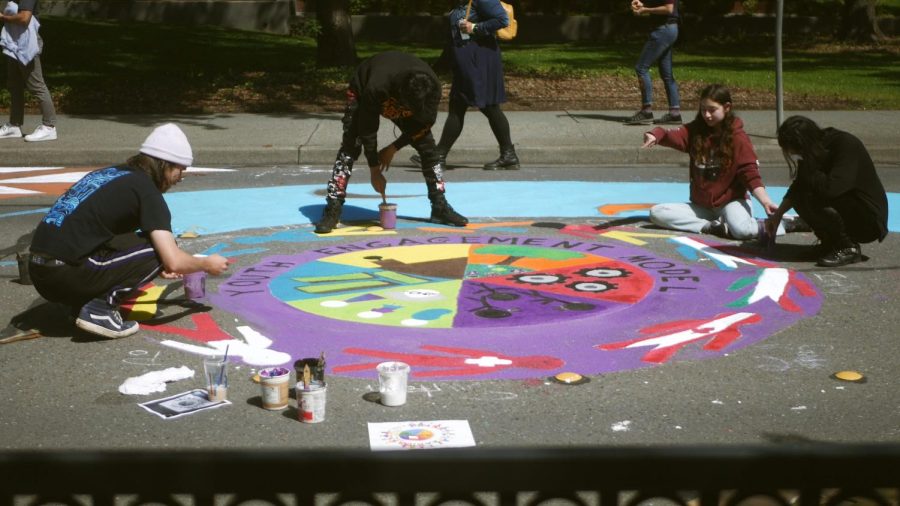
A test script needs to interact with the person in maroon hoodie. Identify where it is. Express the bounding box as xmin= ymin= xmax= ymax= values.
xmin=640 ymin=84 xmax=784 ymax=240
